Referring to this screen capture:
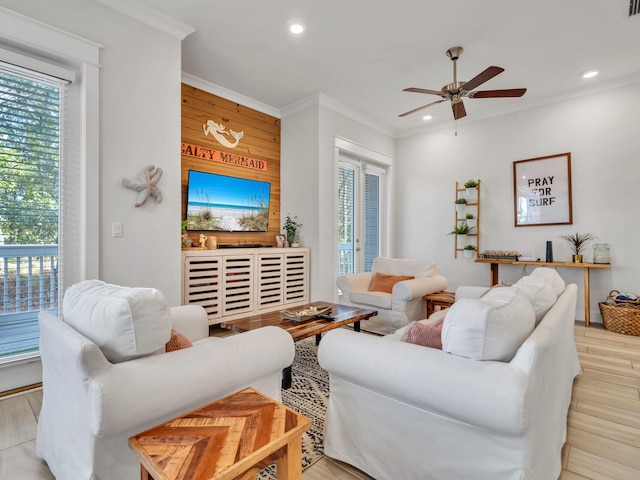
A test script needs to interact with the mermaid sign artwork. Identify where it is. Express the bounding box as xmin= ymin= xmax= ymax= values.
xmin=203 ymin=120 xmax=244 ymax=149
